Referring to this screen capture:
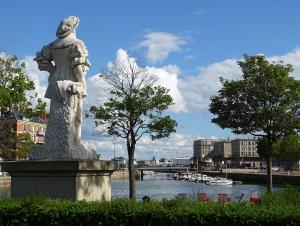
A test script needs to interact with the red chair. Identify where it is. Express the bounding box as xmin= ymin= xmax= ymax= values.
xmin=250 ymin=192 xmax=259 ymax=203
xmin=197 ymin=192 xmax=210 ymax=202
xmin=218 ymin=193 xmax=230 ymax=203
